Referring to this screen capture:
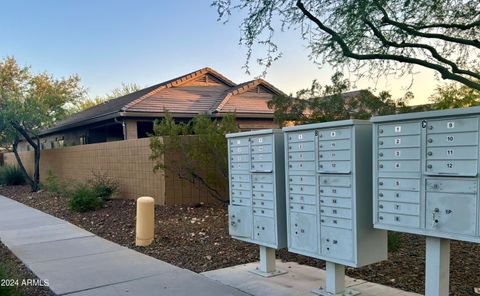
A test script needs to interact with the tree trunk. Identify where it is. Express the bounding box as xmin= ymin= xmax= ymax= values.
xmin=32 ymin=137 xmax=41 ymax=191
xmin=12 ymin=141 xmax=34 ymax=187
